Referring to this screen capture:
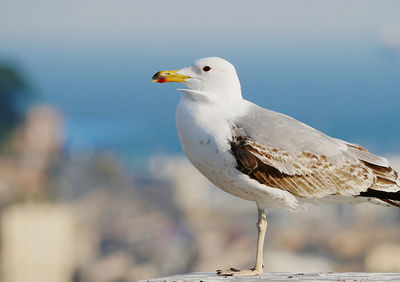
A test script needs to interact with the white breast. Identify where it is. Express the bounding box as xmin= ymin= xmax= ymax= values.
xmin=176 ymin=97 xmax=263 ymax=202
xmin=175 ymin=97 xmax=235 ymax=184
